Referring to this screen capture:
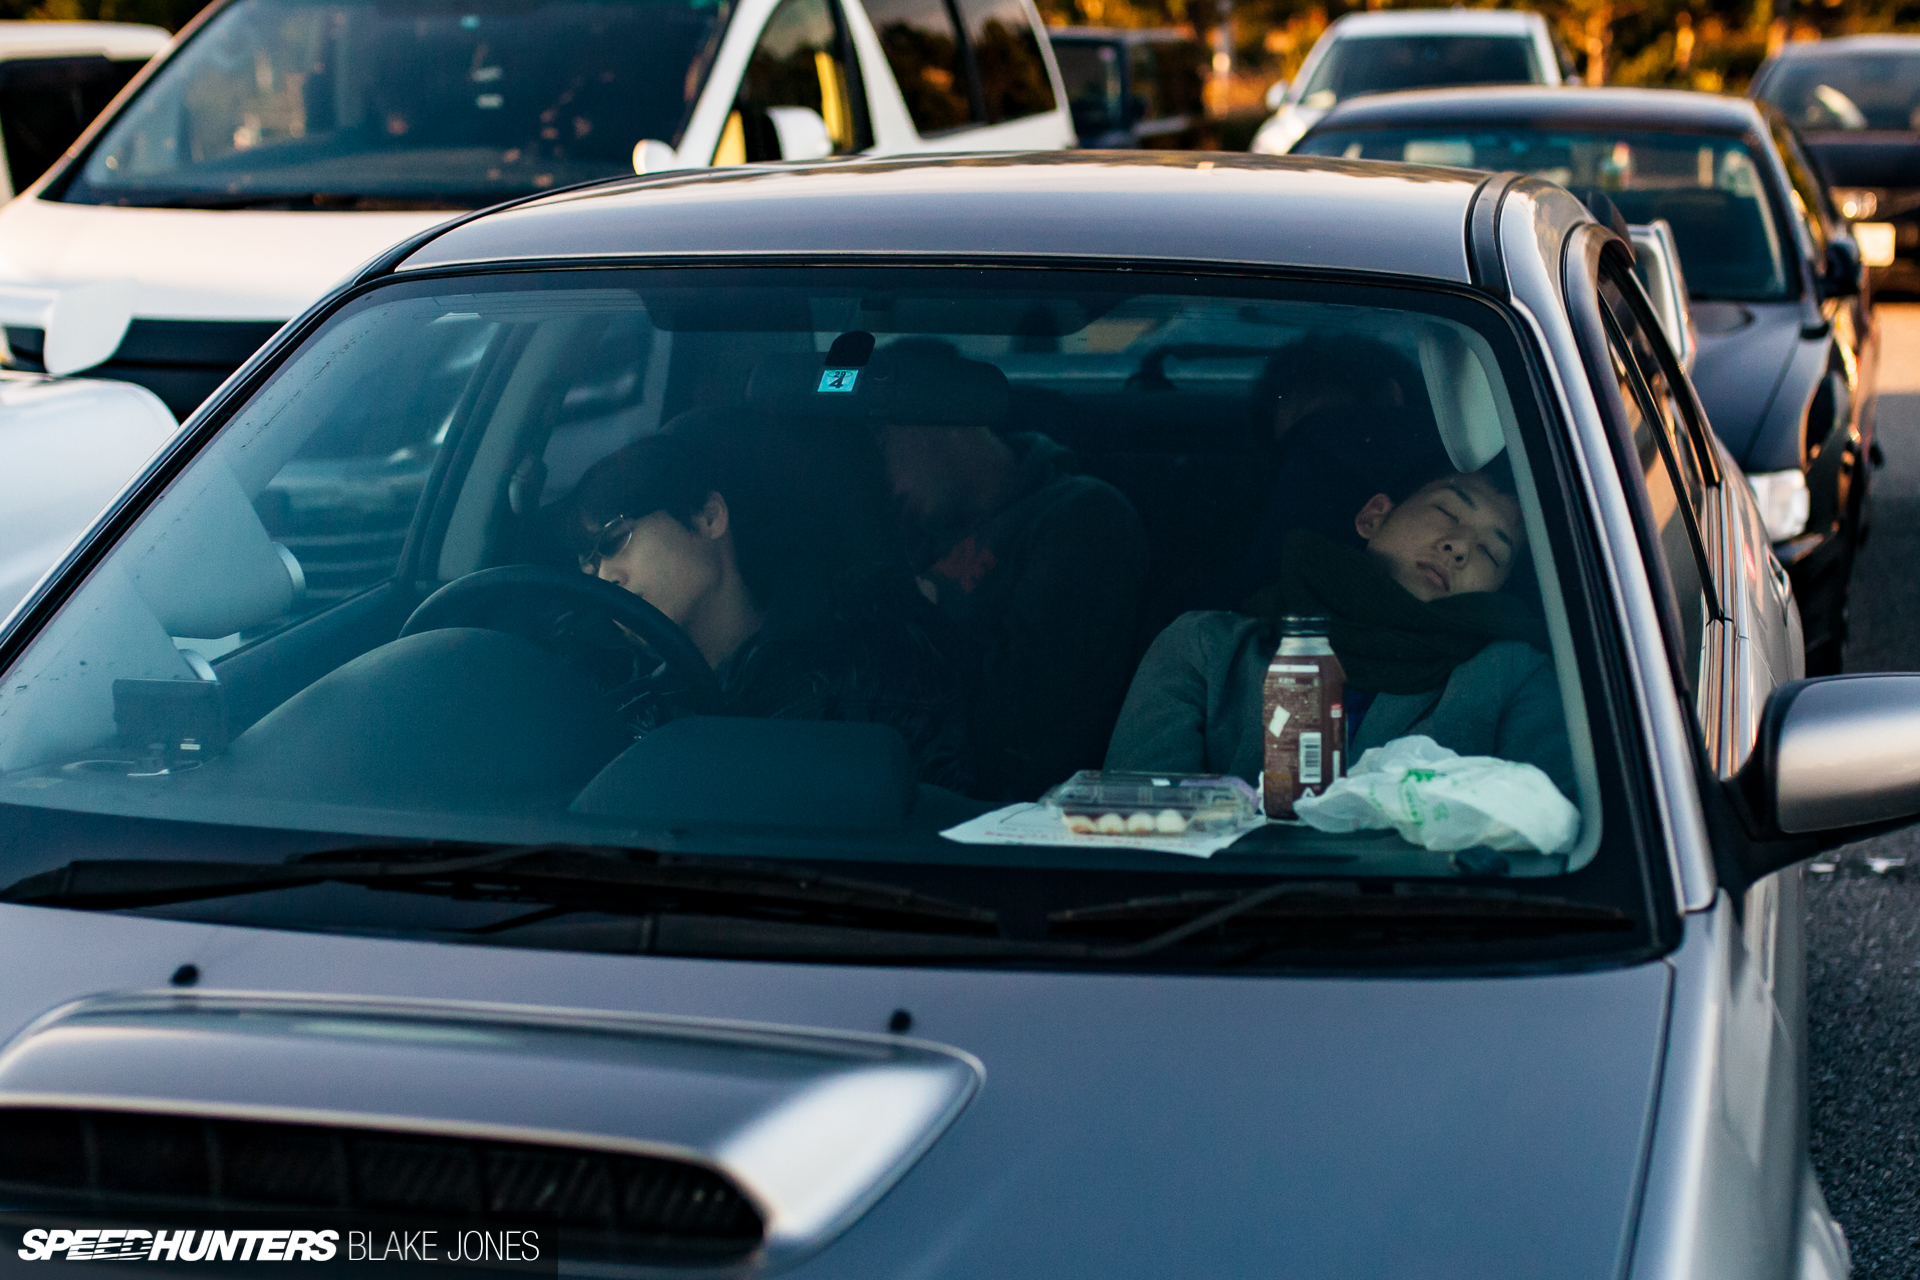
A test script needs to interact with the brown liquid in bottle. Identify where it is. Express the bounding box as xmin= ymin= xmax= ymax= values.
xmin=1261 ymin=615 xmax=1345 ymax=819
